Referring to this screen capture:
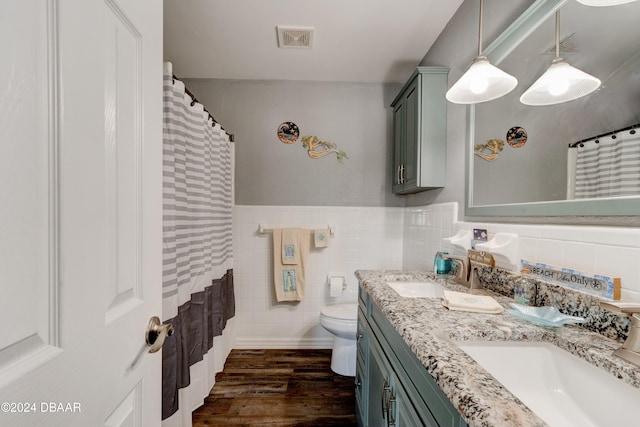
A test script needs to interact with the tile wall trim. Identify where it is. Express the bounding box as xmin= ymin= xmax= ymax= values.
xmin=405 ymin=203 xmax=640 ymax=303
xmin=233 ymin=203 xmax=640 ymax=349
